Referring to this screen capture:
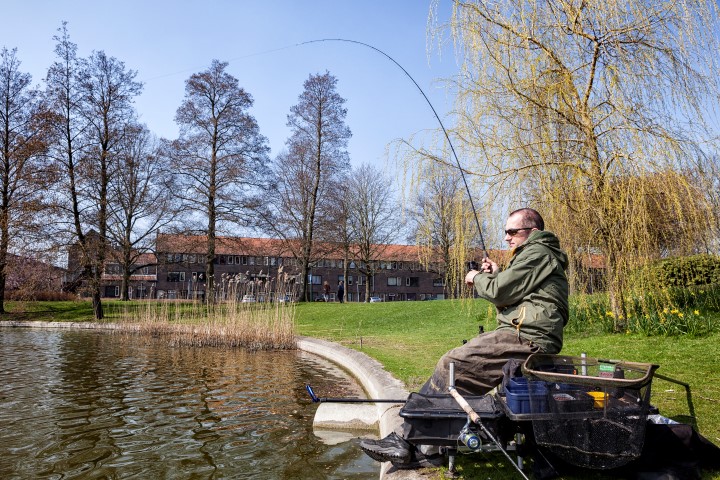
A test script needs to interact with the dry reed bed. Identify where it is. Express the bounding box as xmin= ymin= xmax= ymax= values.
xmin=109 ymin=299 xmax=296 ymax=351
